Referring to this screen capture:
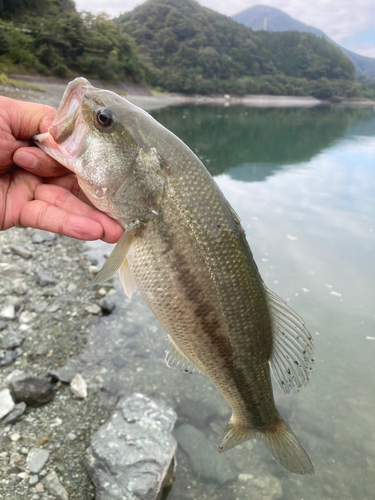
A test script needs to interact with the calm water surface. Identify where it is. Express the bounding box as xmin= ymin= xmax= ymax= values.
xmin=87 ymin=105 xmax=375 ymax=500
